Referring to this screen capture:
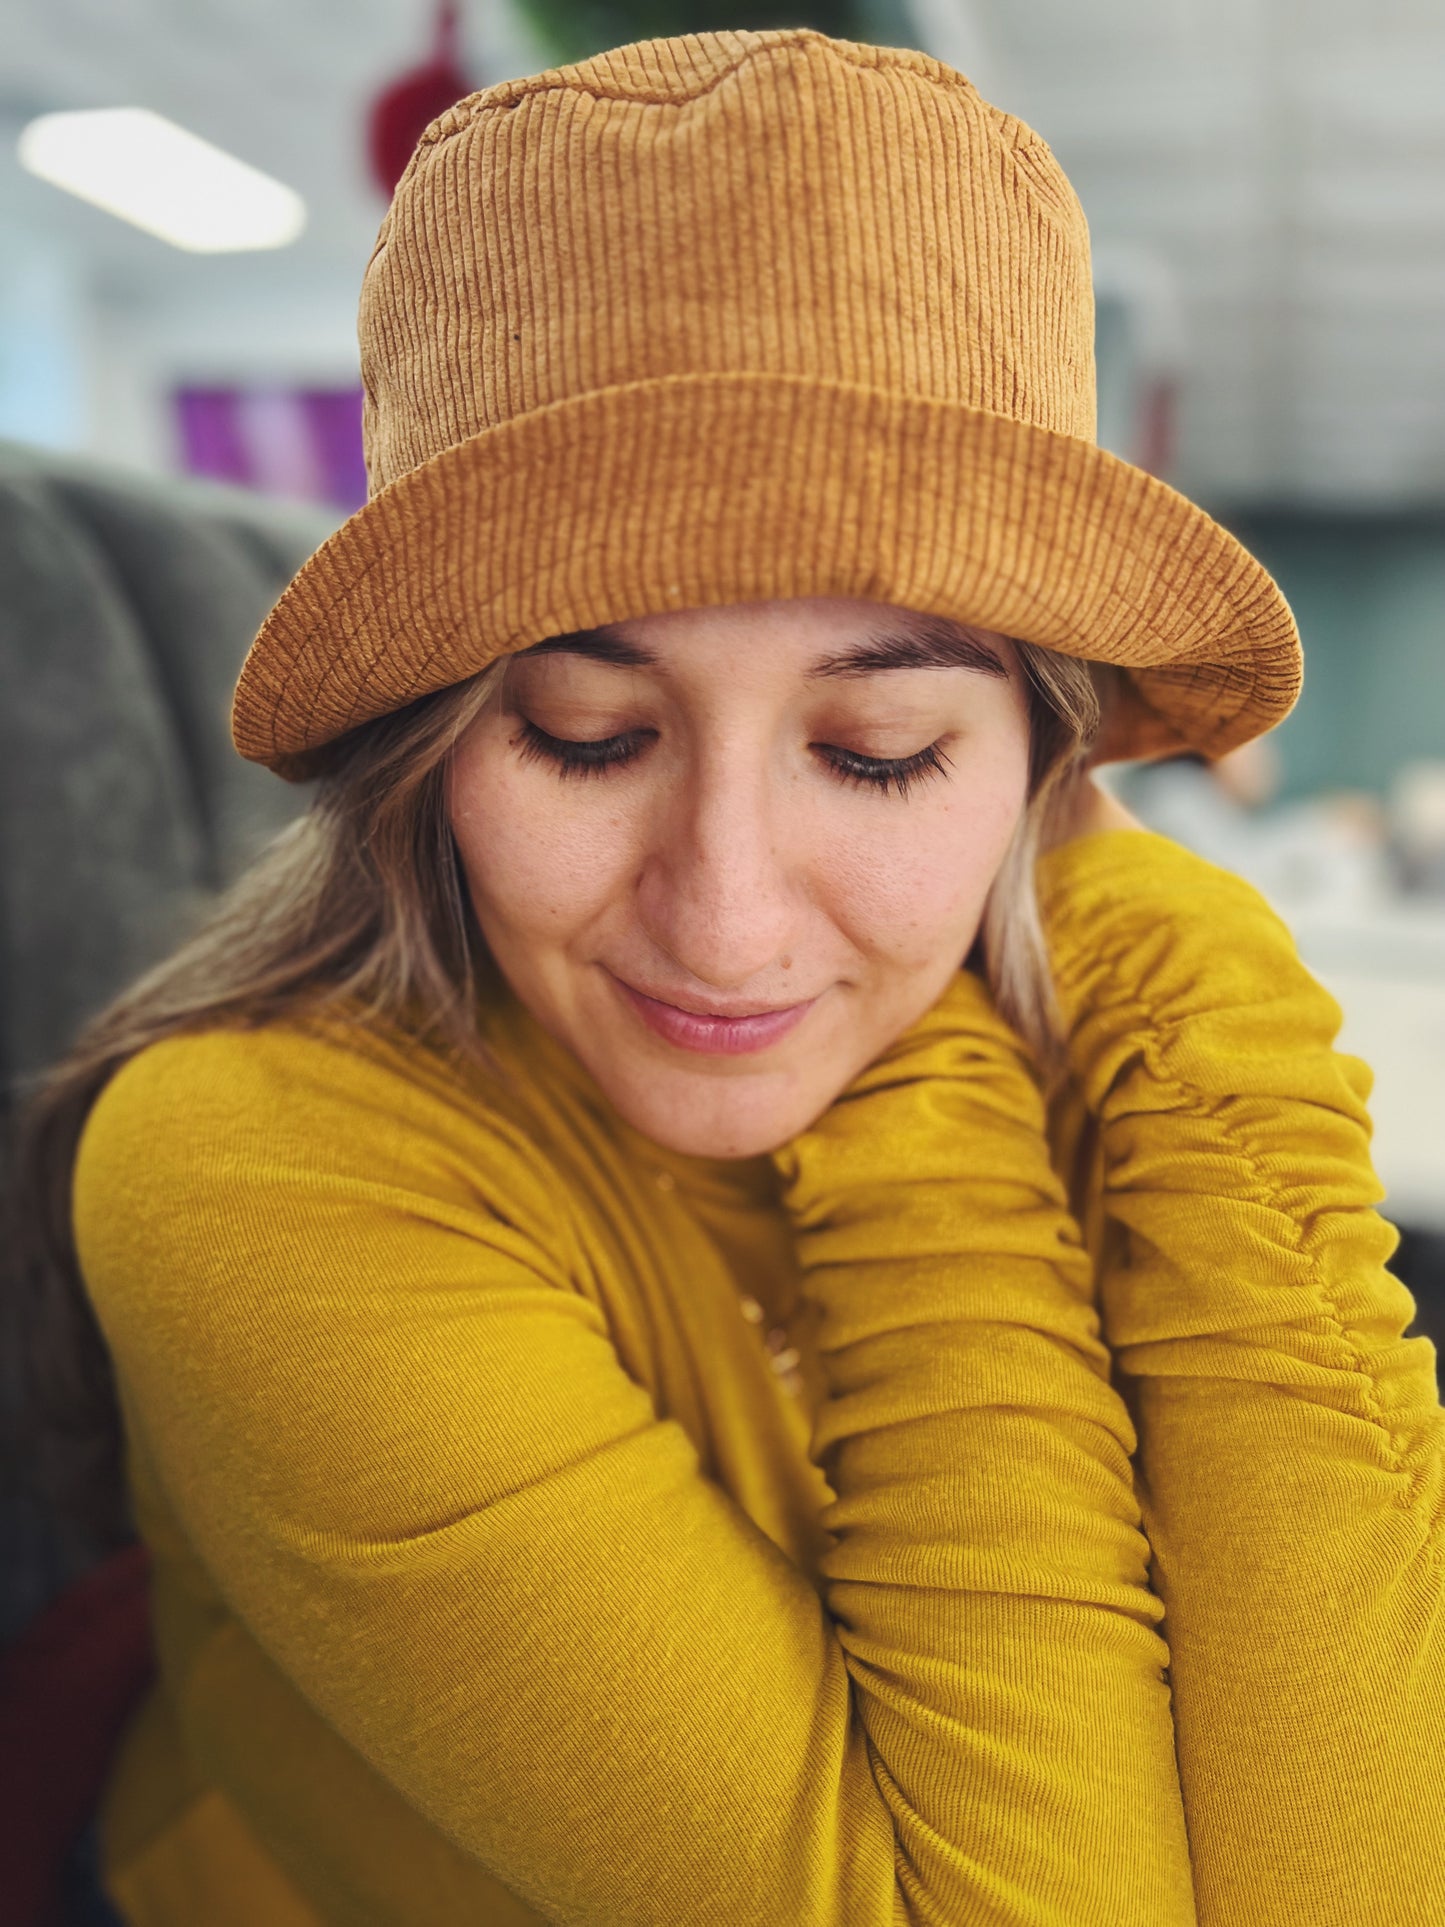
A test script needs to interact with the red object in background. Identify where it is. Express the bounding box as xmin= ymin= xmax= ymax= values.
xmin=0 ymin=1543 xmax=155 ymax=1926
xmin=367 ymin=1 xmax=473 ymax=199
